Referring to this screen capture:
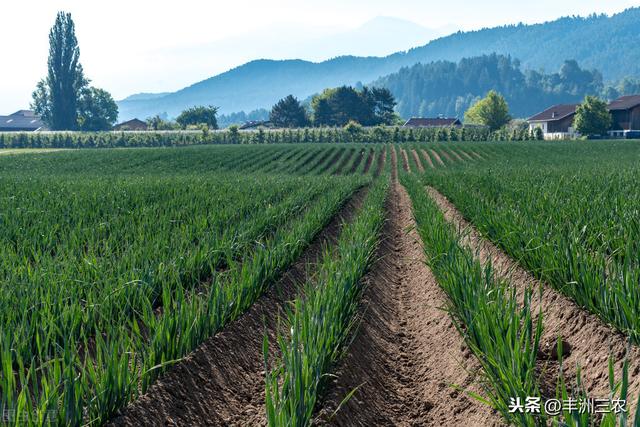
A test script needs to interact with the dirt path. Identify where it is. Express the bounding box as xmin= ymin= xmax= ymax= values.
xmin=411 ymin=149 xmax=425 ymax=172
xmin=420 ymin=149 xmax=435 ymax=169
xmin=427 ymin=186 xmax=640 ymax=406
xmin=109 ymin=188 xmax=368 ymax=427
xmin=313 ymin=161 xmax=502 ymax=426
xmin=429 ymin=149 xmax=445 ymax=166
